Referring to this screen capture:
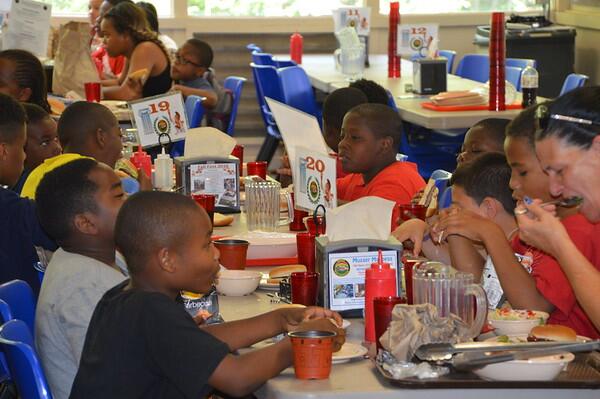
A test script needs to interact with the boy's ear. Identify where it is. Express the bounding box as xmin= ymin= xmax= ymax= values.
xmin=95 ymin=128 xmax=106 ymax=149
xmin=378 ymin=135 xmax=394 ymax=153
xmin=479 ymin=197 xmax=500 ymax=219
xmin=590 ymin=135 xmax=600 ymax=156
xmin=157 ymin=247 xmax=177 ymax=273
xmin=73 ymin=213 xmax=99 ymax=236
xmin=16 ymin=87 xmax=32 ymax=102
xmin=0 ymin=142 xmax=8 ymax=160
